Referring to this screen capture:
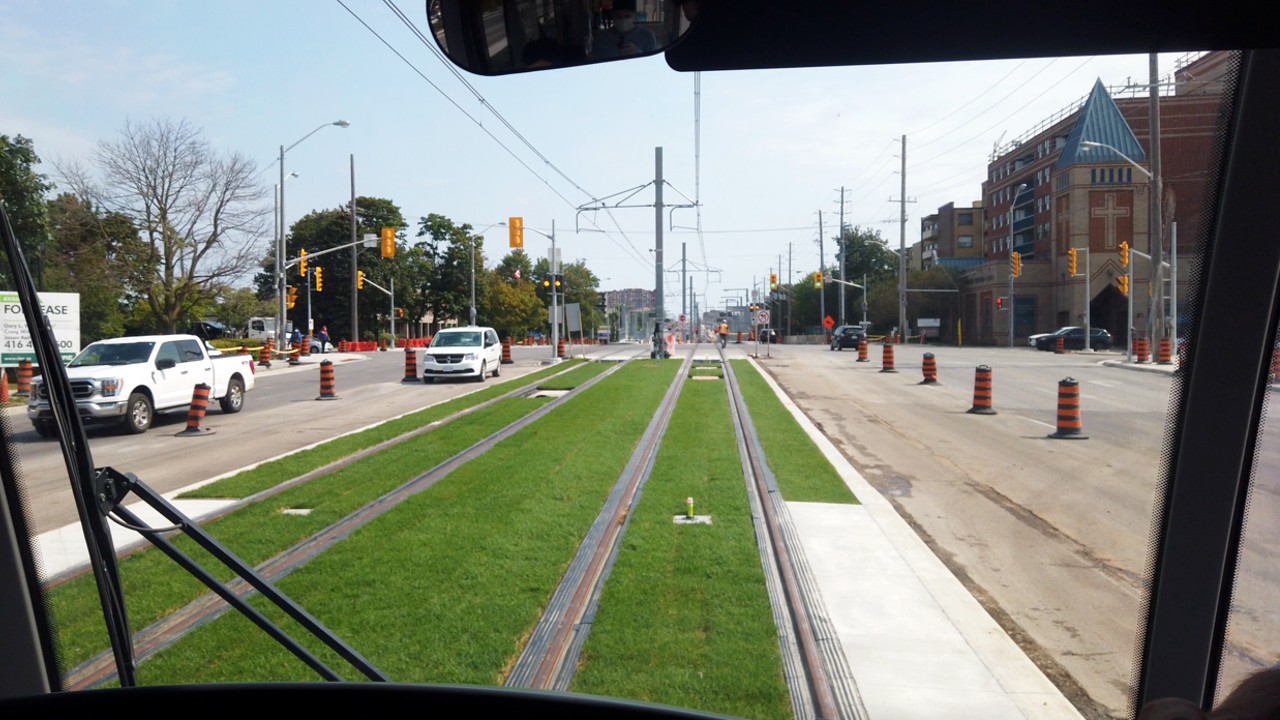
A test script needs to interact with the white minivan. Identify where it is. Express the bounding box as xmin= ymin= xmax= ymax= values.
xmin=421 ymin=326 xmax=503 ymax=382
